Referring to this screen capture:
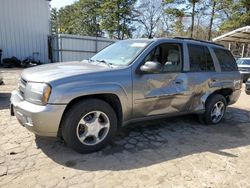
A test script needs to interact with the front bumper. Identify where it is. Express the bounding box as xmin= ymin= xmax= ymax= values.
xmin=0 ymin=75 xmax=3 ymax=85
xmin=10 ymin=90 xmax=66 ymax=137
xmin=239 ymin=72 xmax=250 ymax=82
xmin=246 ymin=82 xmax=250 ymax=95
